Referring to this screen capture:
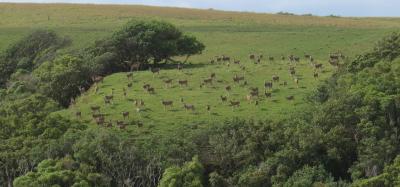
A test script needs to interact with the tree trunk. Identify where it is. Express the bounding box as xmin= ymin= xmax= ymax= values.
xmin=184 ymin=55 xmax=191 ymax=63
